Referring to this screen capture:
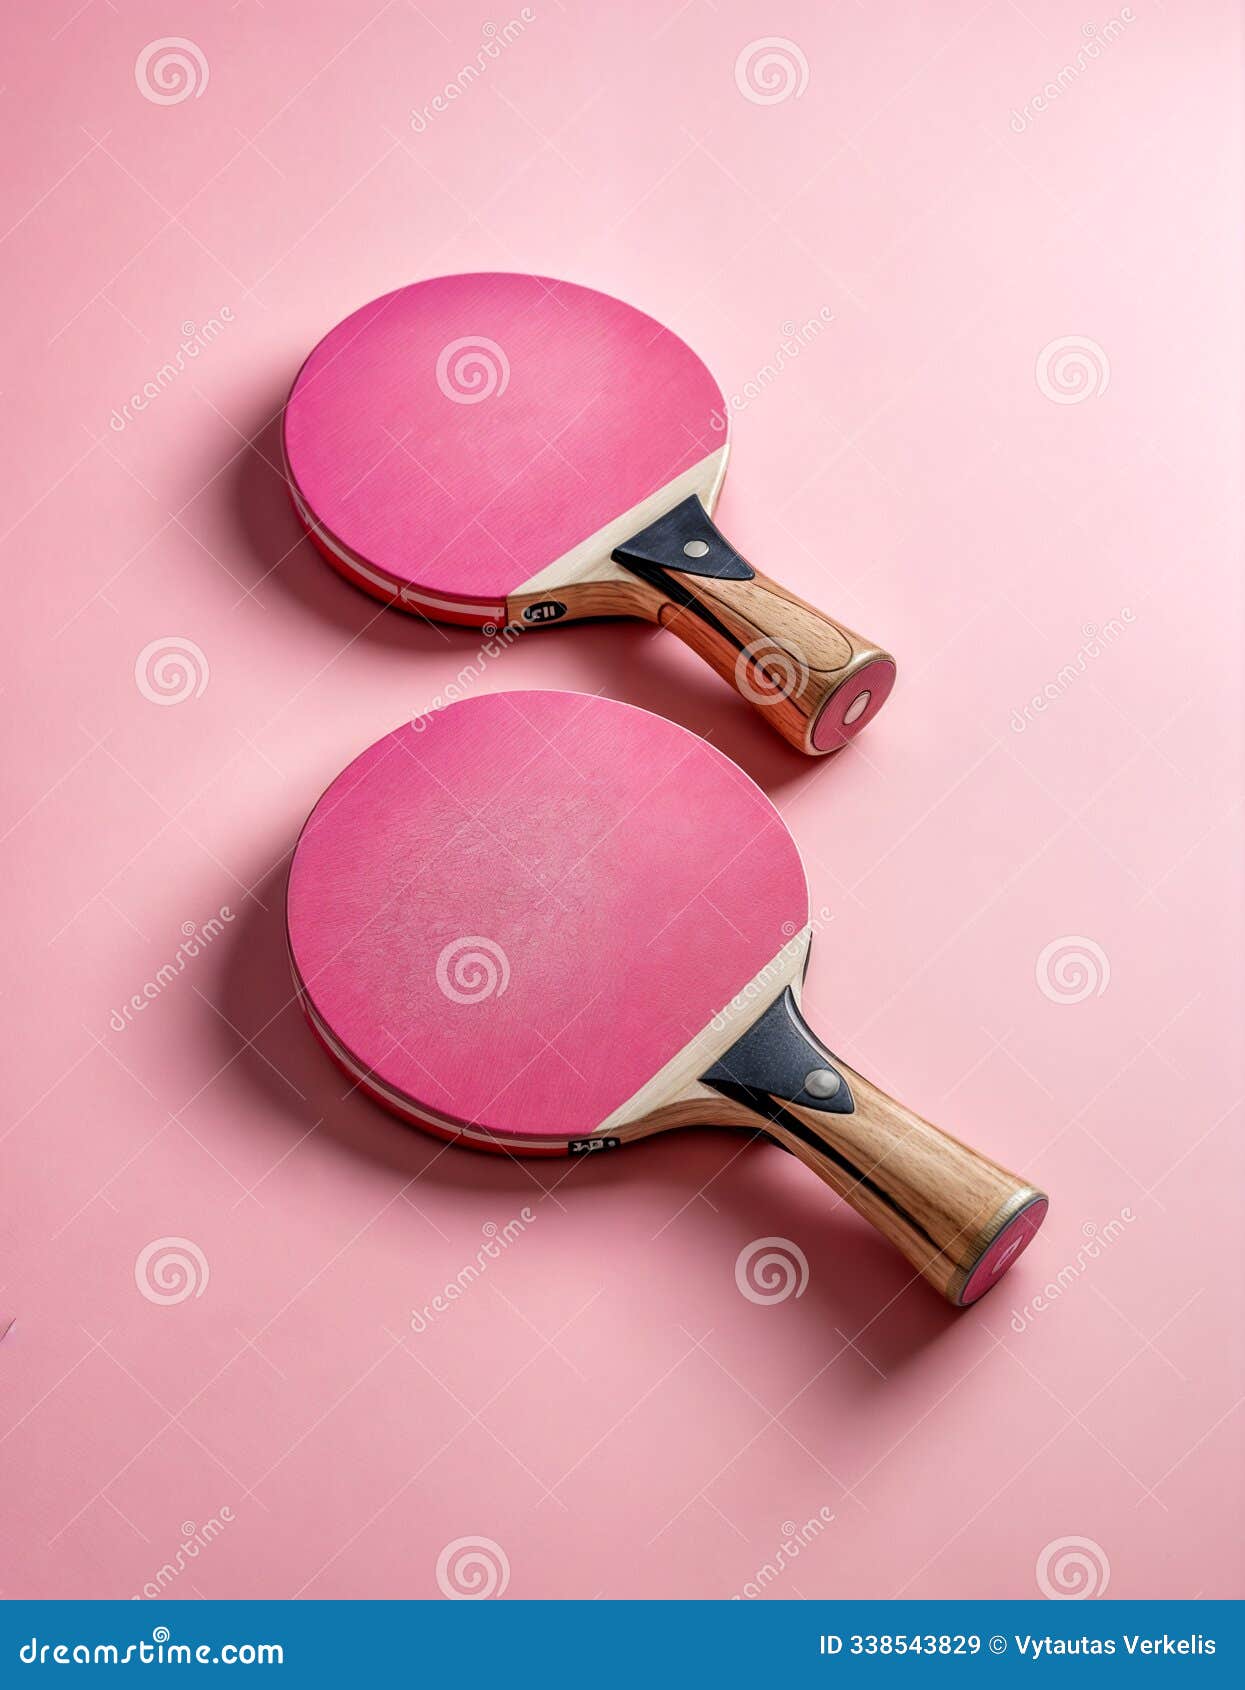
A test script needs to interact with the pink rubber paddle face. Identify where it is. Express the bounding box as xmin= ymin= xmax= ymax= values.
xmin=282 ymin=275 xmax=725 ymax=616
xmin=286 ymin=692 xmax=806 ymax=1144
